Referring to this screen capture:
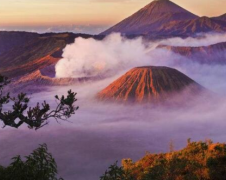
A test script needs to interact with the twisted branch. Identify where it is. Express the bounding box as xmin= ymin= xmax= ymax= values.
xmin=0 ymin=75 xmax=79 ymax=130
